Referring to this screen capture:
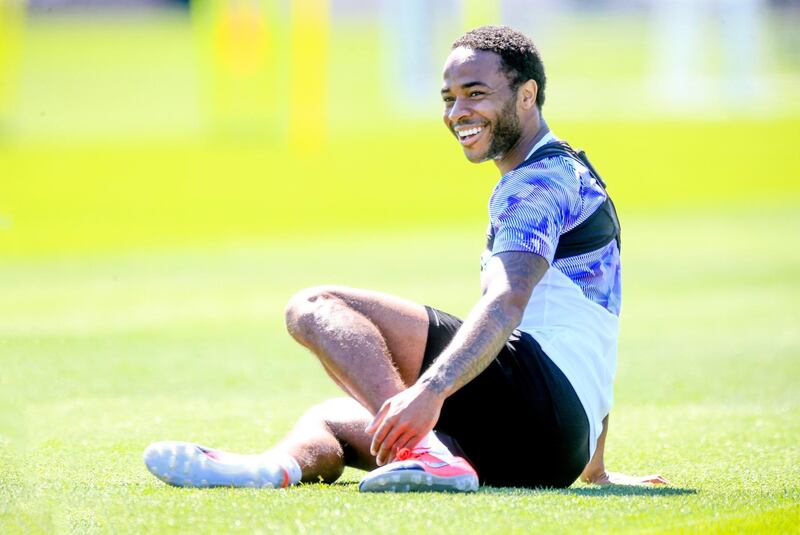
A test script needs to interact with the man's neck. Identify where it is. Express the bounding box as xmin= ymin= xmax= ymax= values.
xmin=494 ymin=116 xmax=550 ymax=175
